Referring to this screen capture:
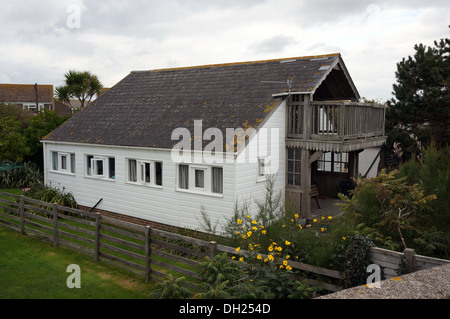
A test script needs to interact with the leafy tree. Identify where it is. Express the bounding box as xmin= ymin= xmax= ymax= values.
xmin=0 ymin=116 xmax=30 ymax=162
xmin=55 ymin=70 xmax=103 ymax=109
xmin=25 ymin=109 xmax=70 ymax=165
xmin=387 ymin=30 xmax=450 ymax=151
